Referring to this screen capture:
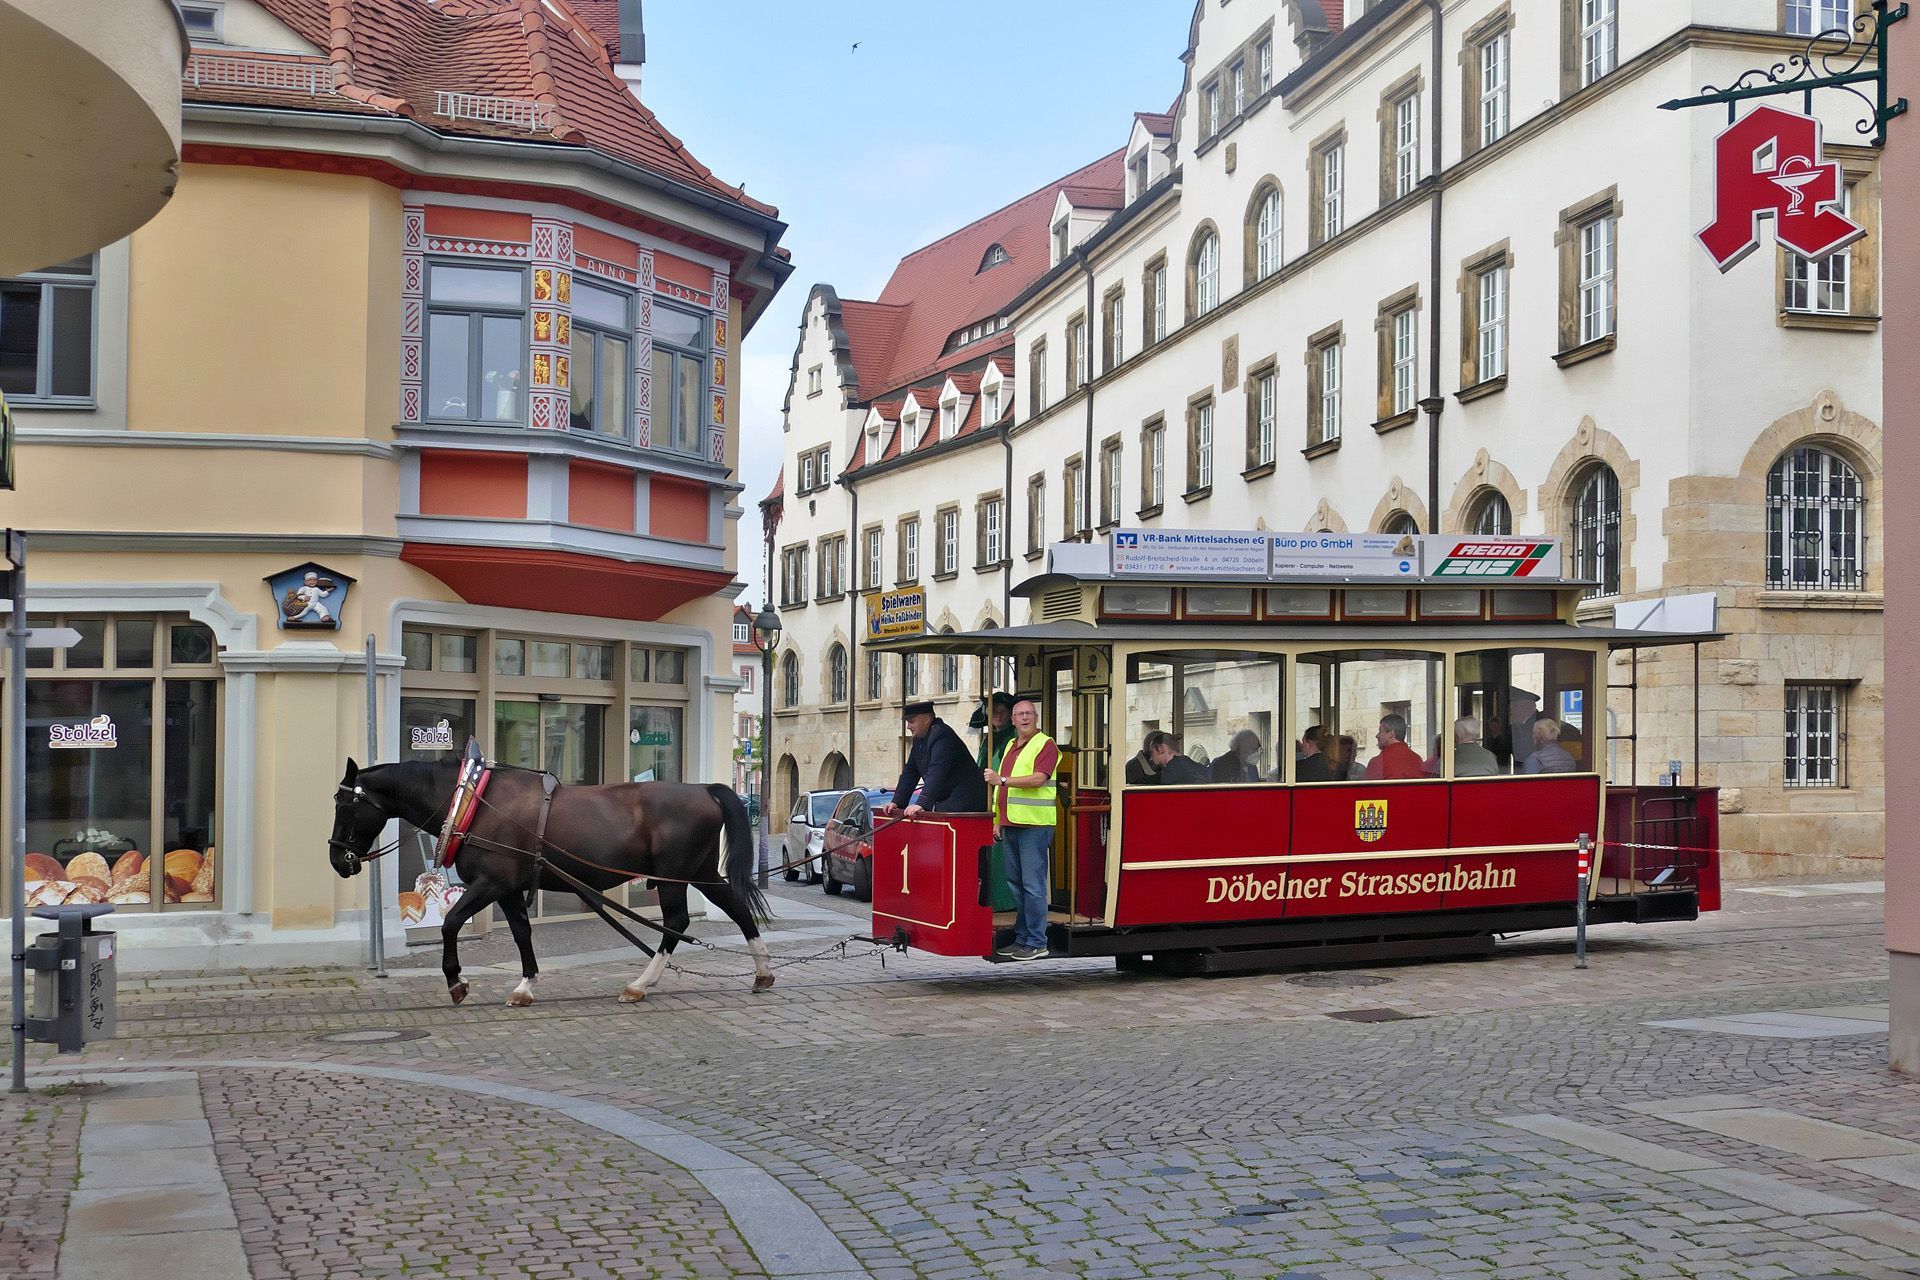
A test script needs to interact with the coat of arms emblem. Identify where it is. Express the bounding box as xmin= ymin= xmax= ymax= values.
xmin=1355 ymin=799 xmax=1388 ymax=844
